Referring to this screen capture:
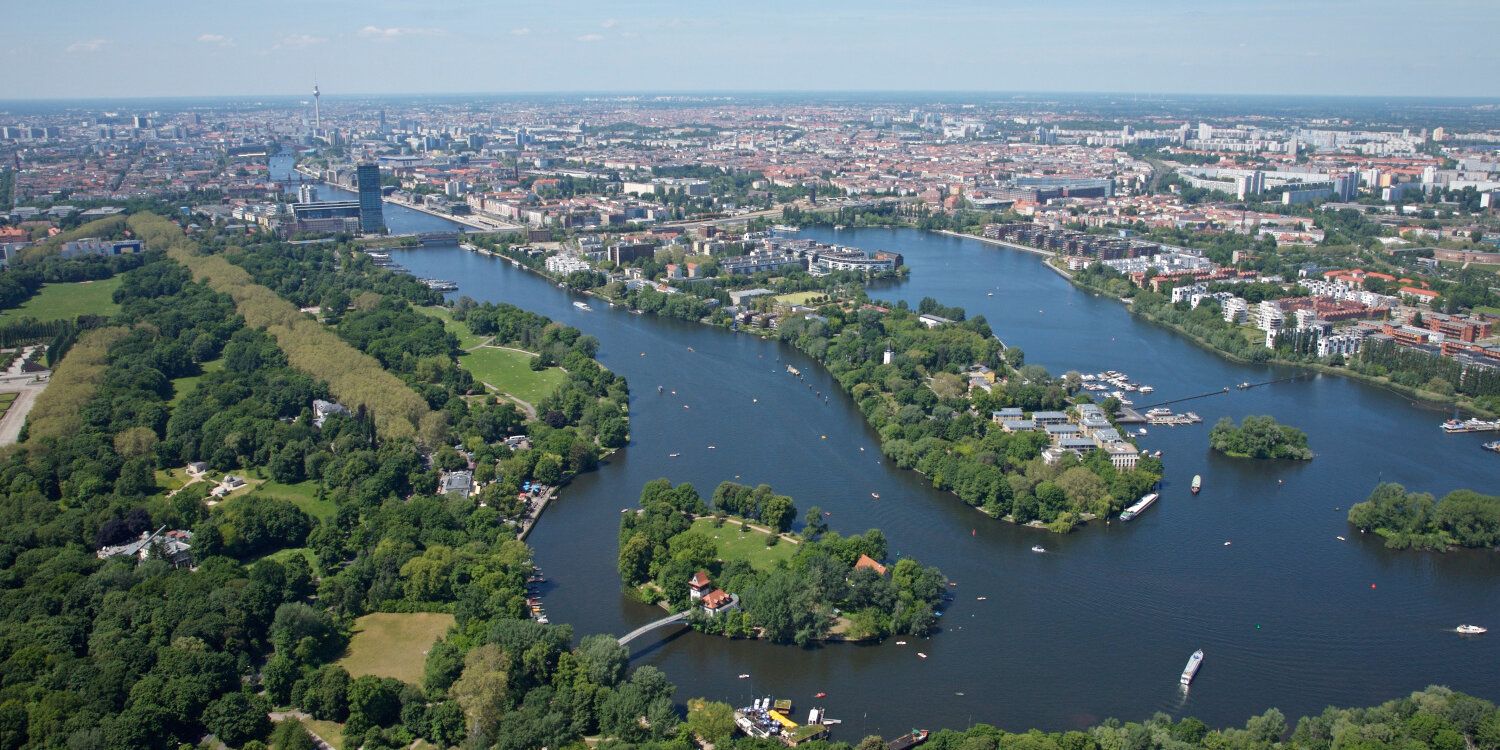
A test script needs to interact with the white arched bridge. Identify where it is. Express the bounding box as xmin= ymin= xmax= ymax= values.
xmin=617 ymin=611 xmax=691 ymax=647
xmin=616 ymin=595 xmax=740 ymax=649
